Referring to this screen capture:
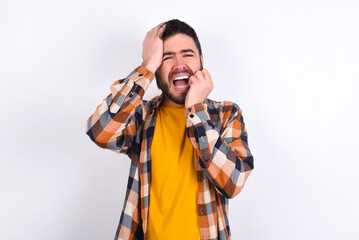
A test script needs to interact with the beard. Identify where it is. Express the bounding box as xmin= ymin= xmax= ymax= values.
xmin=155 ymin=61 xmax=203 ymax=105
xmin=155 ymin=68 xmax=193 ymax=105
